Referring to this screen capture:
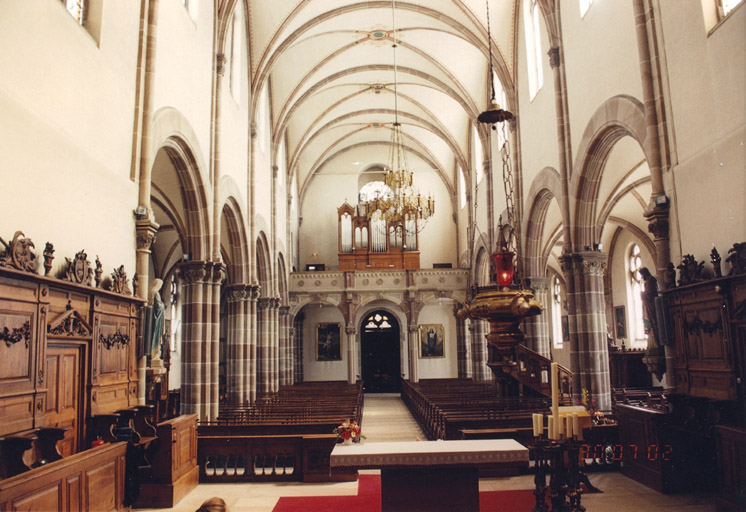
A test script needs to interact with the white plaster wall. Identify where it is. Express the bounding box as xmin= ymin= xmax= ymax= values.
xmin=660 ymin=3 xmax=745 ymax=259
xmin=515 ymin=1 xmax=561 ymax=227
xmin=0 ymin=0 xmax=140 ymax=274
xmin=416 ymin=303 xmax=459 ymax=379
xmin=561 ymin=0 xmax=643 ymax=163
xmin=154 ymin=0 xmax=215 ymax=183
xmin=302 ymin=305 xmax=349 ymax=382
